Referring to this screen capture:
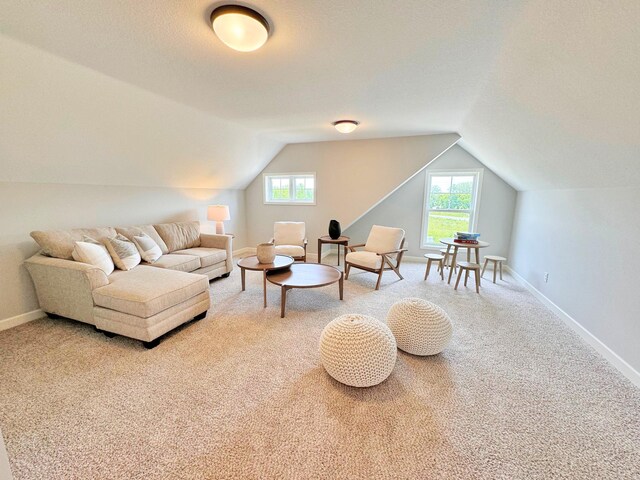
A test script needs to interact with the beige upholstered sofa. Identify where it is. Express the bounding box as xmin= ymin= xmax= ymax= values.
xmin=24 ymin=221 xmax=232 ymax=348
